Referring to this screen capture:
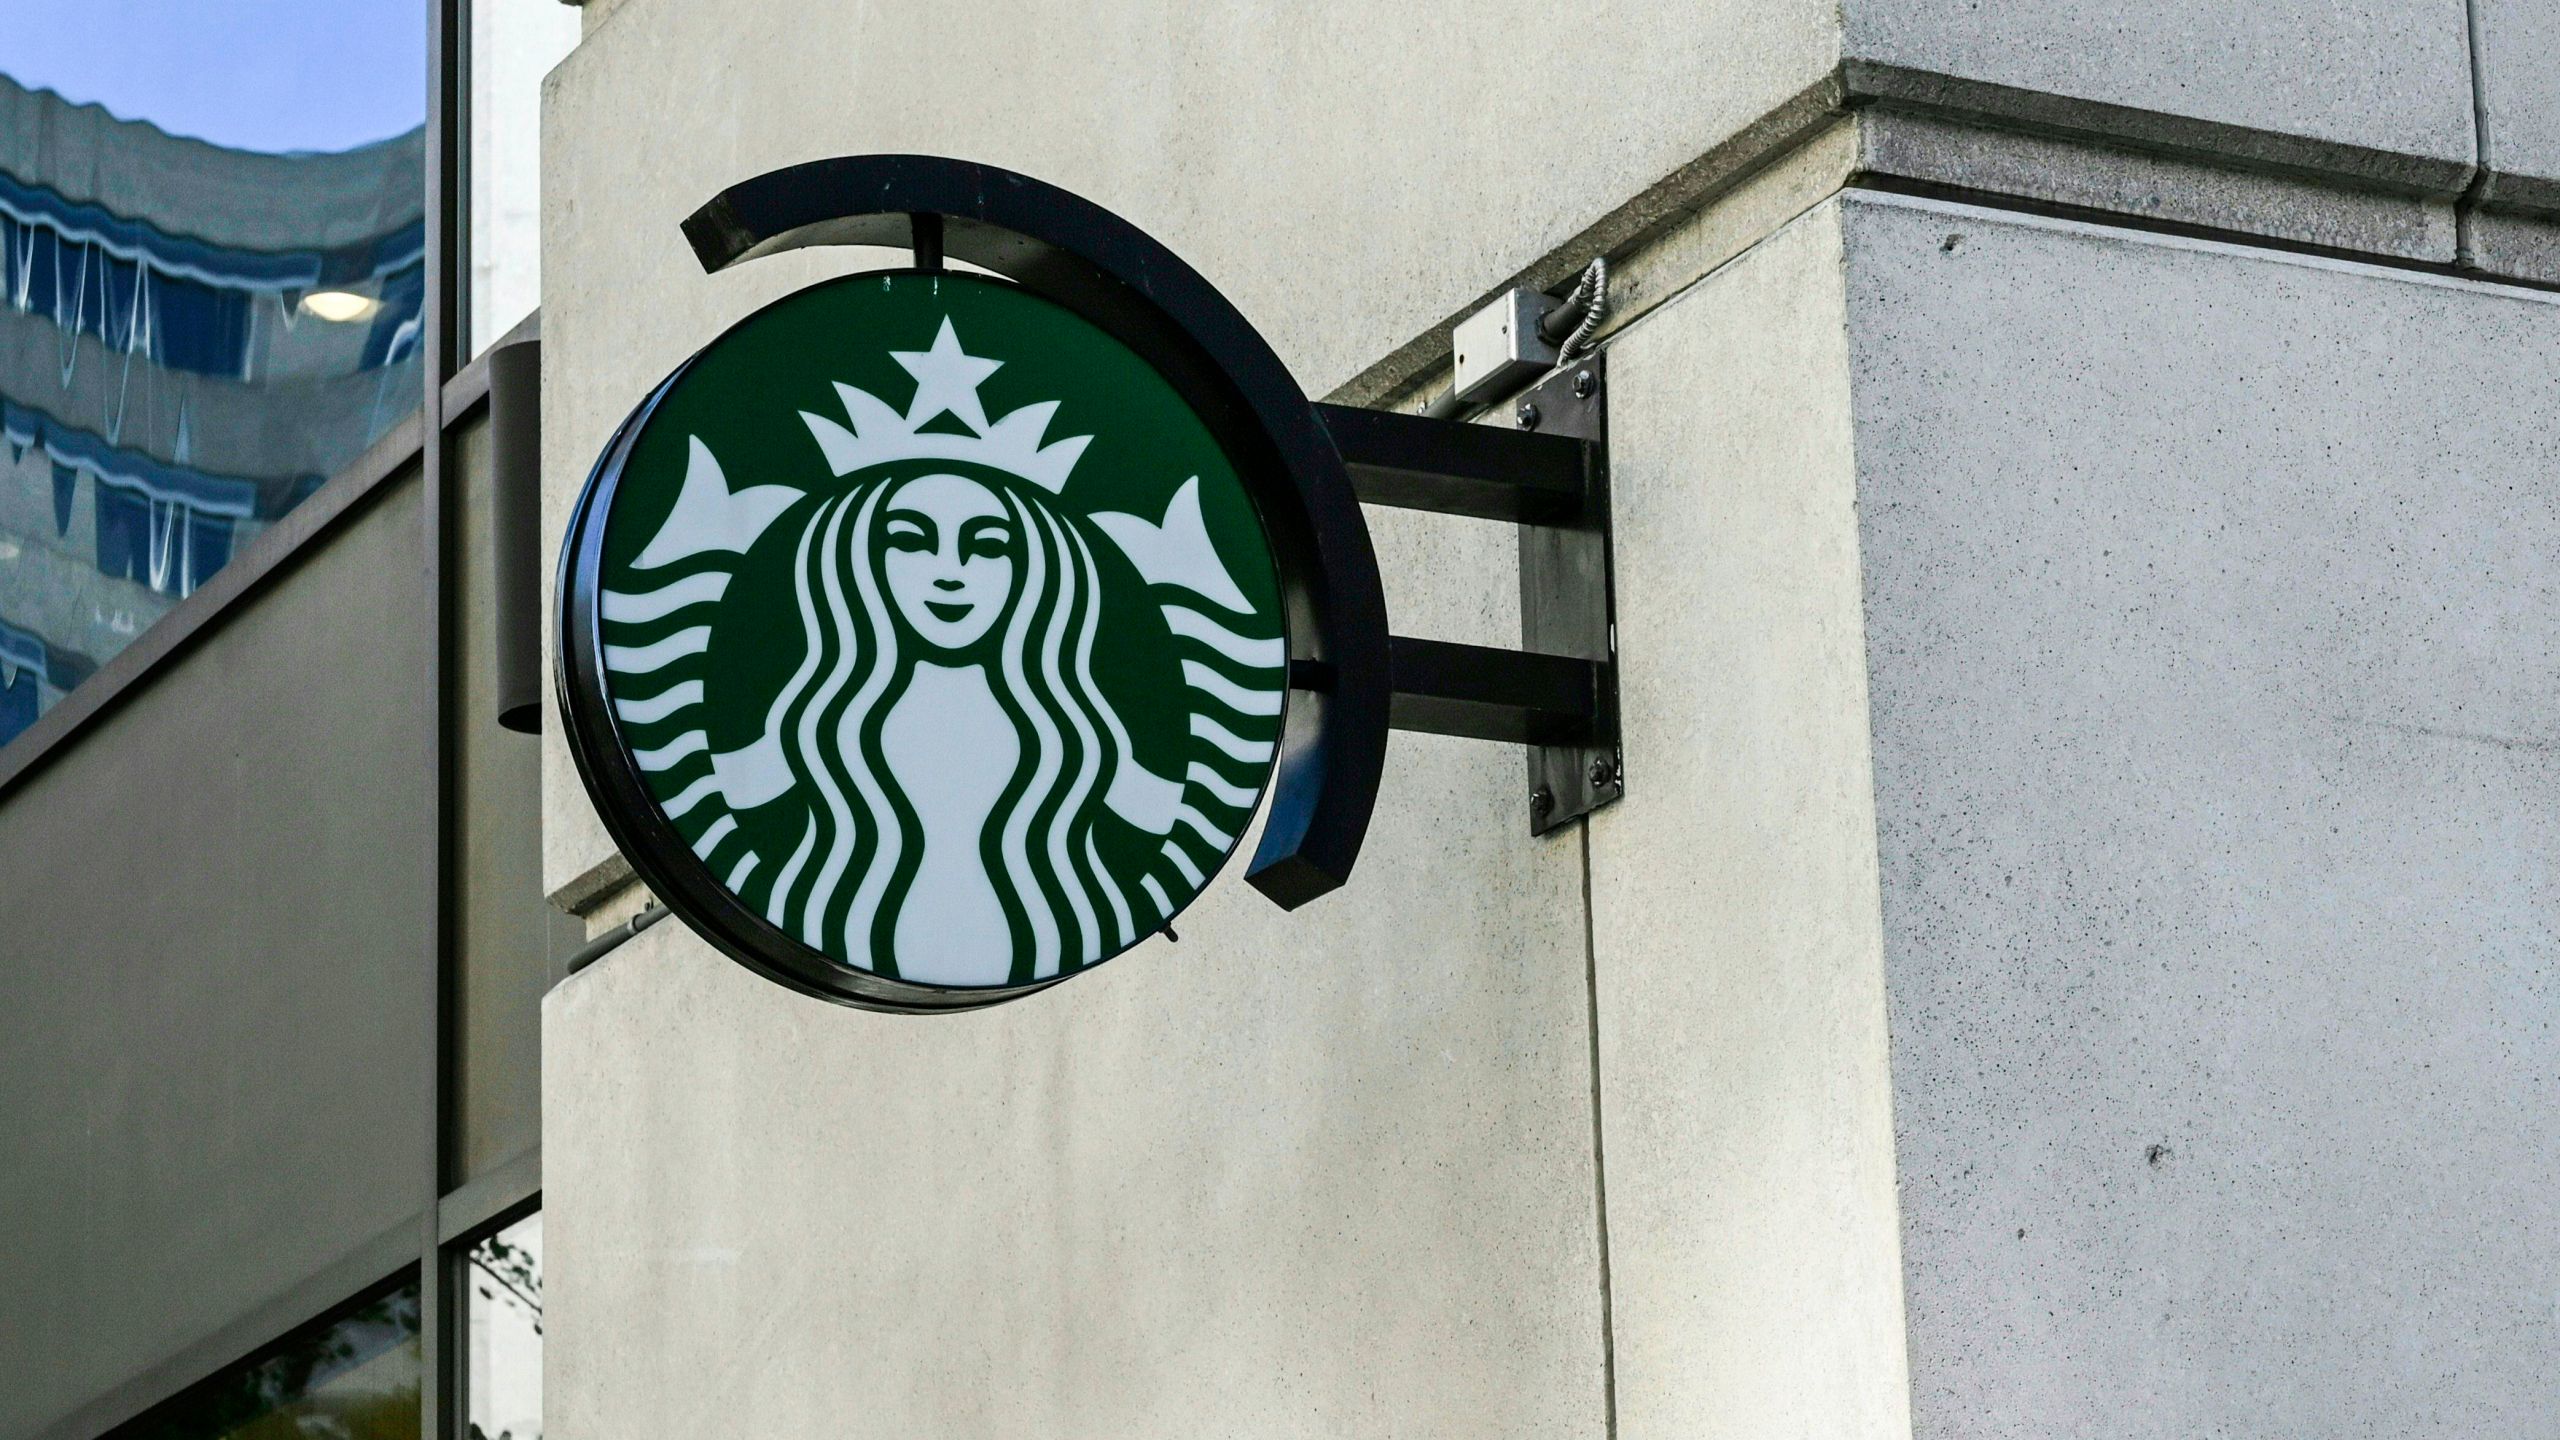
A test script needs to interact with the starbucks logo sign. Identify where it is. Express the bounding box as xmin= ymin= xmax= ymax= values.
xmin=562 ymin=157 xmax=1413 ymax=1014
xmin=563 ymin=272 xmax=1293 ymax=1005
